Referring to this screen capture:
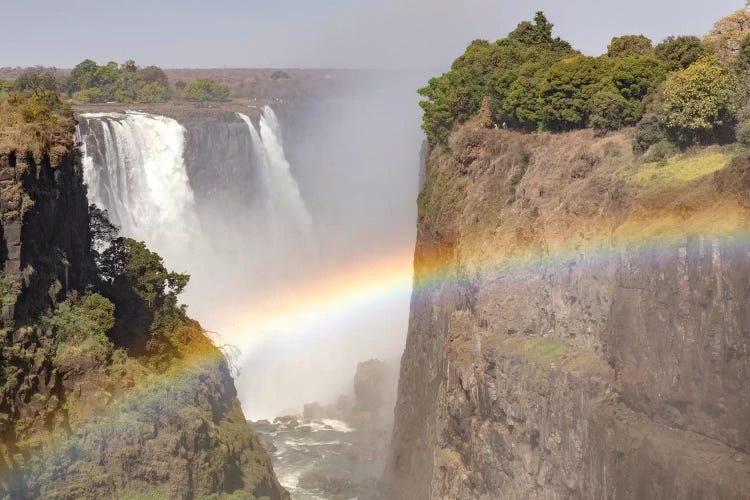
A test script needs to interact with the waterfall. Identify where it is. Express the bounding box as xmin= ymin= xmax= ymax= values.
xmin=236 ymin=107 xmax=312 ymax=240
xmin=78 ymin=112 xmax=200 ymax=272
